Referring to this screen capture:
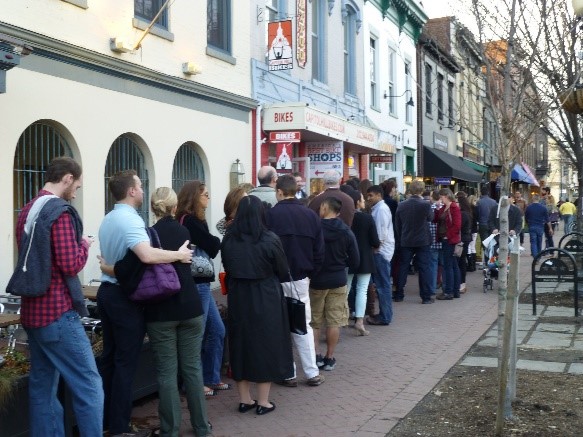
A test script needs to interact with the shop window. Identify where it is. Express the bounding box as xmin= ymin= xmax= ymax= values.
xmin=172 ymin=142 xmax=206 ymax=193
xmin=104 ymin=135 xmax=149 ymax=223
